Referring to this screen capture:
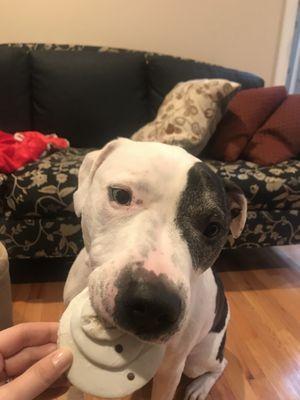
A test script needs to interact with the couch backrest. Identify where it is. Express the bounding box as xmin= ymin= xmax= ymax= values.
xmin=0 ymin=43 xmax=264 ymax=148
